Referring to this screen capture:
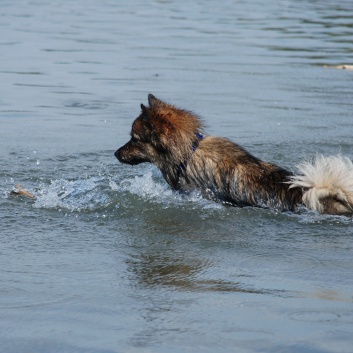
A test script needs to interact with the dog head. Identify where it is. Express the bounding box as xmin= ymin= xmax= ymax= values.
xmin=114 ymin=116 xmax=154 ymax=165
xmin=115 ymin=94 xmax=203 ymax=166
